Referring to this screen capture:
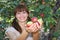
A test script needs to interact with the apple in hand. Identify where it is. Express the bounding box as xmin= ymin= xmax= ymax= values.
xmin=37 ymin=18 xmax=43 ymax=28
xmin=31 ymin=17 xmax=38 ymax=23
xmin=26 ymin=21 xmax=33 ymax=27
xmin=35 ymin=21 xmax=40 ymax=29
xmin=38 ymin=18 xmax=43 ymax=24
xmin=31 ymin=17 xmax=41 ymax=29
